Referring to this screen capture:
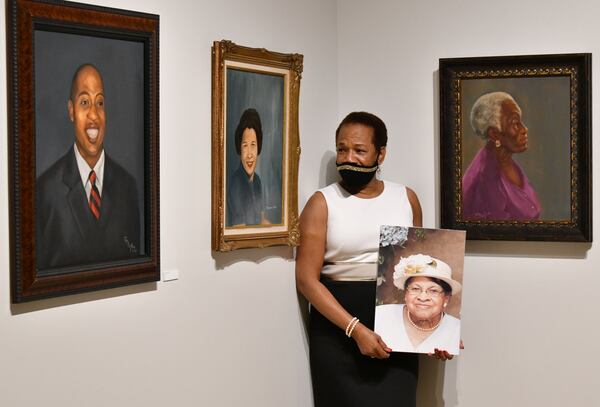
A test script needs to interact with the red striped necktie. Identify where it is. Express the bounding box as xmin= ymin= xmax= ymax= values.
xmin=89 ymin=170 xmax=101 ymax=220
